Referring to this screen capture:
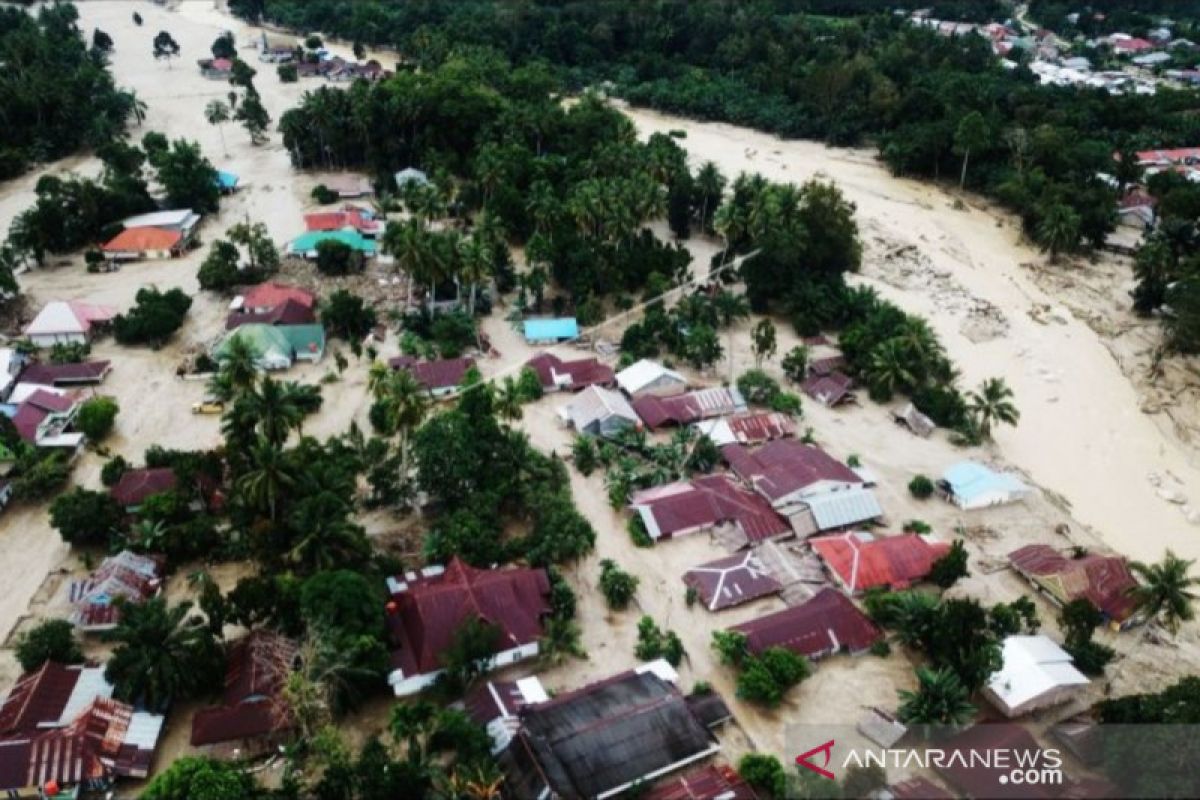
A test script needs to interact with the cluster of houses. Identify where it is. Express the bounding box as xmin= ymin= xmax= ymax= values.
xmin=251 ymin=32 xmax=391 ymax=82
xmin=286 ymin=205 xmax=381 ymax=259
xmin=213 ymin=282 xmax=326 ymax=370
